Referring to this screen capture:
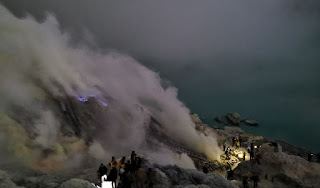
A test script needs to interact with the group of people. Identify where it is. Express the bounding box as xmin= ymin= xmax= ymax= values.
xmin=232 ymin=136 xmax=242 ymax=149
xmin=222 ymin=136 xmax=263 ymax=163
xmin=97 ymin=151 xmax=142 ymax=188
xmin=242 ymin=175 xmax=259 ymax=188
xmin=223 ymin=136 xmax=242 ymax=151
xmin=227 ymin=168 xmax=260 ymax=188
xmin=222 ymin=135 xmax=247 ymax=161
xmin=247 ymin=143 xmax=262 ymax=164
